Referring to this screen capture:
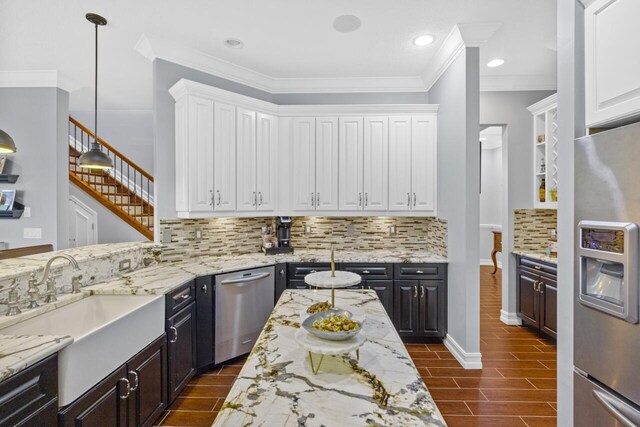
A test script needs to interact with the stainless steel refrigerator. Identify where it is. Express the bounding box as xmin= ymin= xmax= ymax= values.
xmin=574 ymin=121 xmax=640 ymax=426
